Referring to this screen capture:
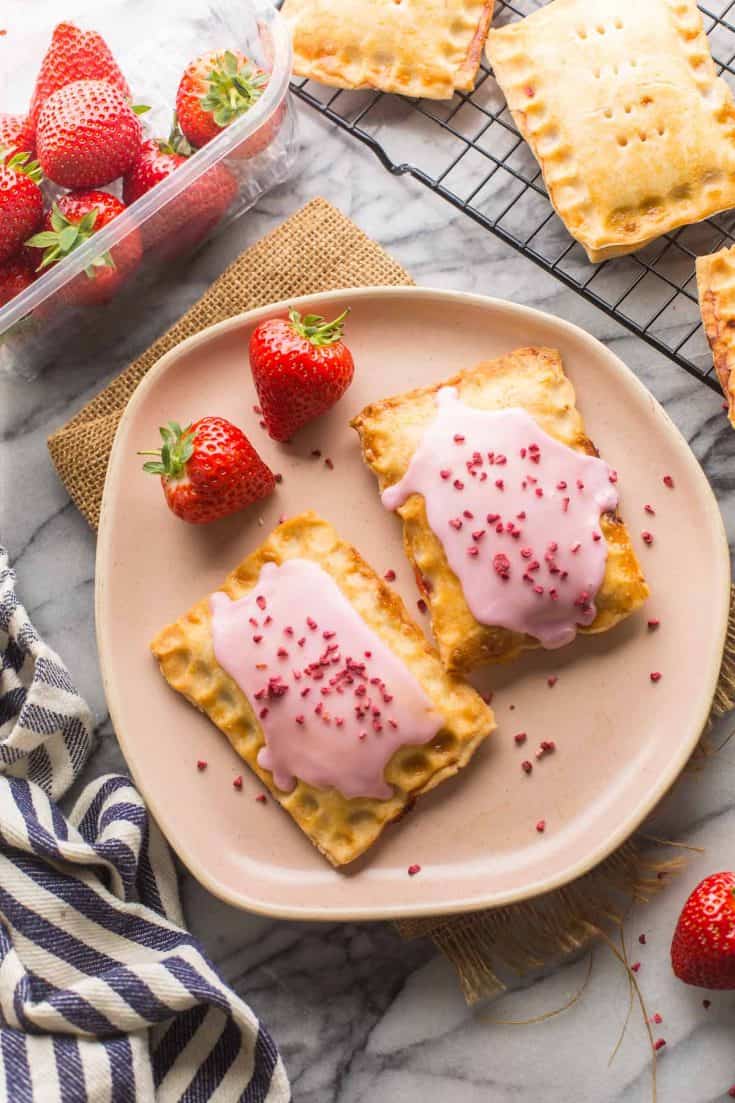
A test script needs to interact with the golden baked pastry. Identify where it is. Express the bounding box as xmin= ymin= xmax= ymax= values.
xmin=150 ymin=513 xmax=494 ymax=866
xmin=696 ymin=245 xmax=735 ymax=427
xmin=282 ymin=0 xmax=494 ymax=100
xmin=352 ymin=348 xmax=649 ymax=672
xmin=487 ymin=0 xmax=735 ymax=263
